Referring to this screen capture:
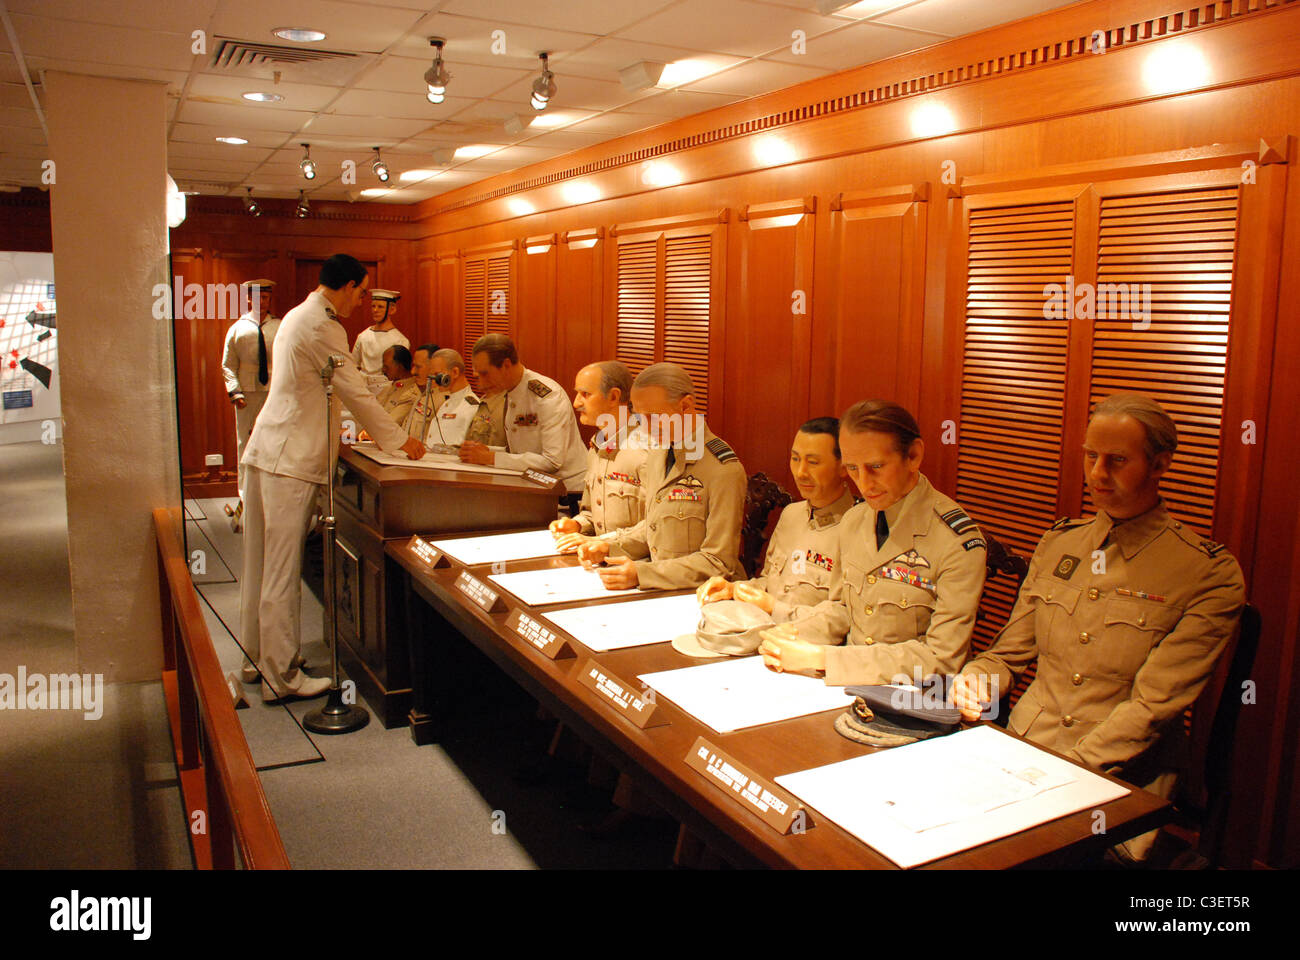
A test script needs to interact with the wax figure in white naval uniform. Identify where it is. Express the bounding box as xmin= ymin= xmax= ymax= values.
xmin=240 ymin=255 xmax=425 ymax=702
xmin=220 ymin=278 xmax=280 ymax=503
xmin=351 ymin=288 xmax=410 ymax=376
